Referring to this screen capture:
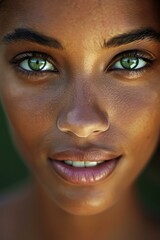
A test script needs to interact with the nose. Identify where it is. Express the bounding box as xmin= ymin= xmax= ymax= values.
xmin=57 ymin=98 xmax=109 ymax=138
